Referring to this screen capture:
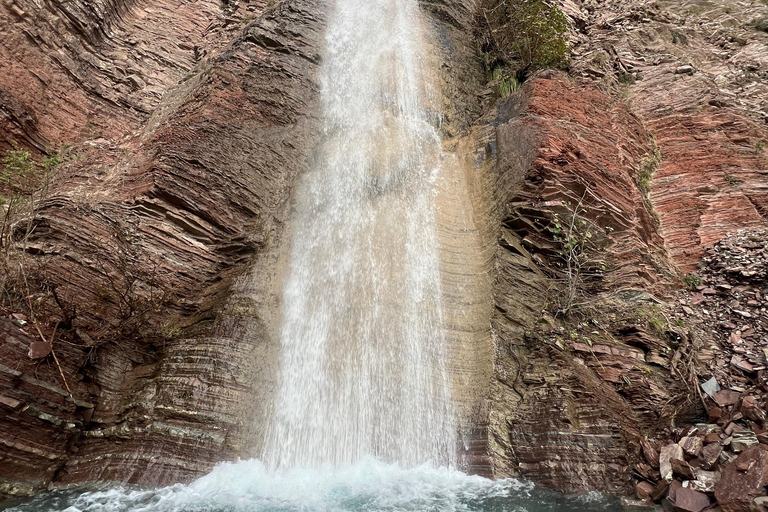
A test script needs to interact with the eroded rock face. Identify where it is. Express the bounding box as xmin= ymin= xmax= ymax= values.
xmin=1 ymin=0 xmax=767 ymax=501
xmin=569 ymin=0 xmax=768 ymax=271
xmin=0 ymin=0 xmax=326 ymax=496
